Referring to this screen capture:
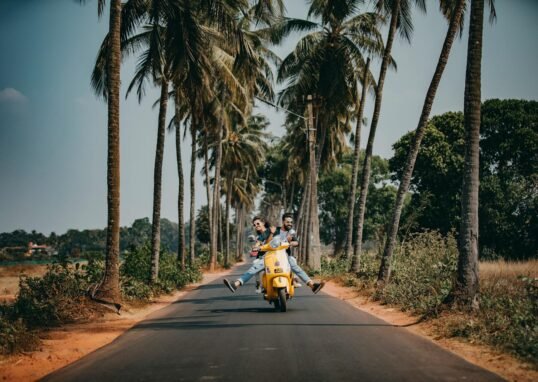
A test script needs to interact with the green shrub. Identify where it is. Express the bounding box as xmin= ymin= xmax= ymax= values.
xmin=82 ymin=253 xmax=105 ymax=285
xmin=356 ymin=251 xmax=381 ymax=282
xmin=121 ymin=243 xmax=152 ymax=282
xmin=157 ymin=253 xmax=193 ymax=293
xmin=449 ymin=275 xmax=538 ymax=363
xmin=13 ymin=264 xmax=90 ymax=327
xmin=120 ymin=243 xmax=202 ymax=300
xmin=318 ymin=256 xmax=349 ymax=277
xmin=0 ymin=313 xmax=39 ymax=355
xmin=195 ymin=245 xmax=210 ymax=266
xmin=379 ymin=231 xmax=458 ymax=314
xmin=120 ymin=277 xmax=153 ymax=301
